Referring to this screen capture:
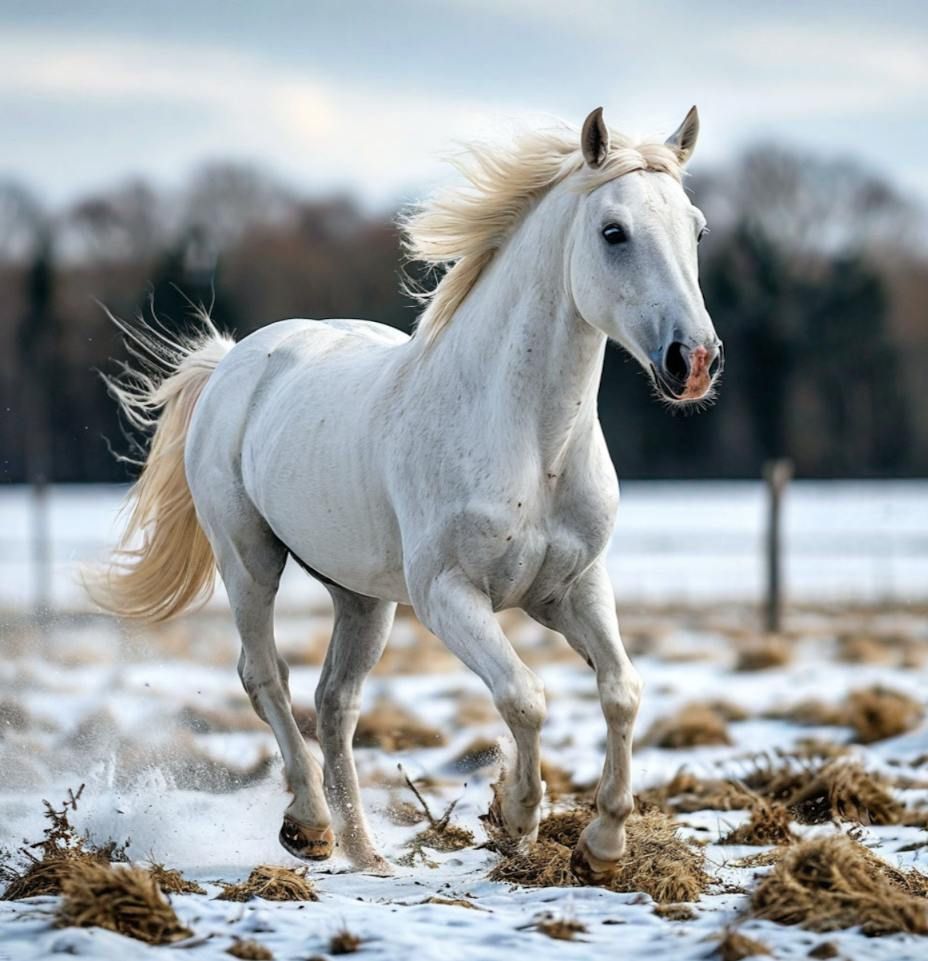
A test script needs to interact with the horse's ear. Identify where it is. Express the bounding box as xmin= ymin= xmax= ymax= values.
xmin=581 ymin=107 xmax=610 ymax=169
xmin=665 ymin=105 xmax=699 ymax=164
